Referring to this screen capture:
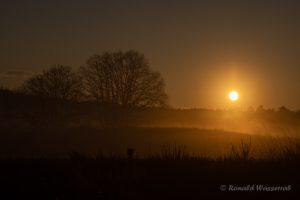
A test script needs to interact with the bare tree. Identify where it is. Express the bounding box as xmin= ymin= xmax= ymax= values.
xmin=81 ymin=50 xmax=168 ymax=108
xmin=22 ymin=65 xmax=83 ymax=101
